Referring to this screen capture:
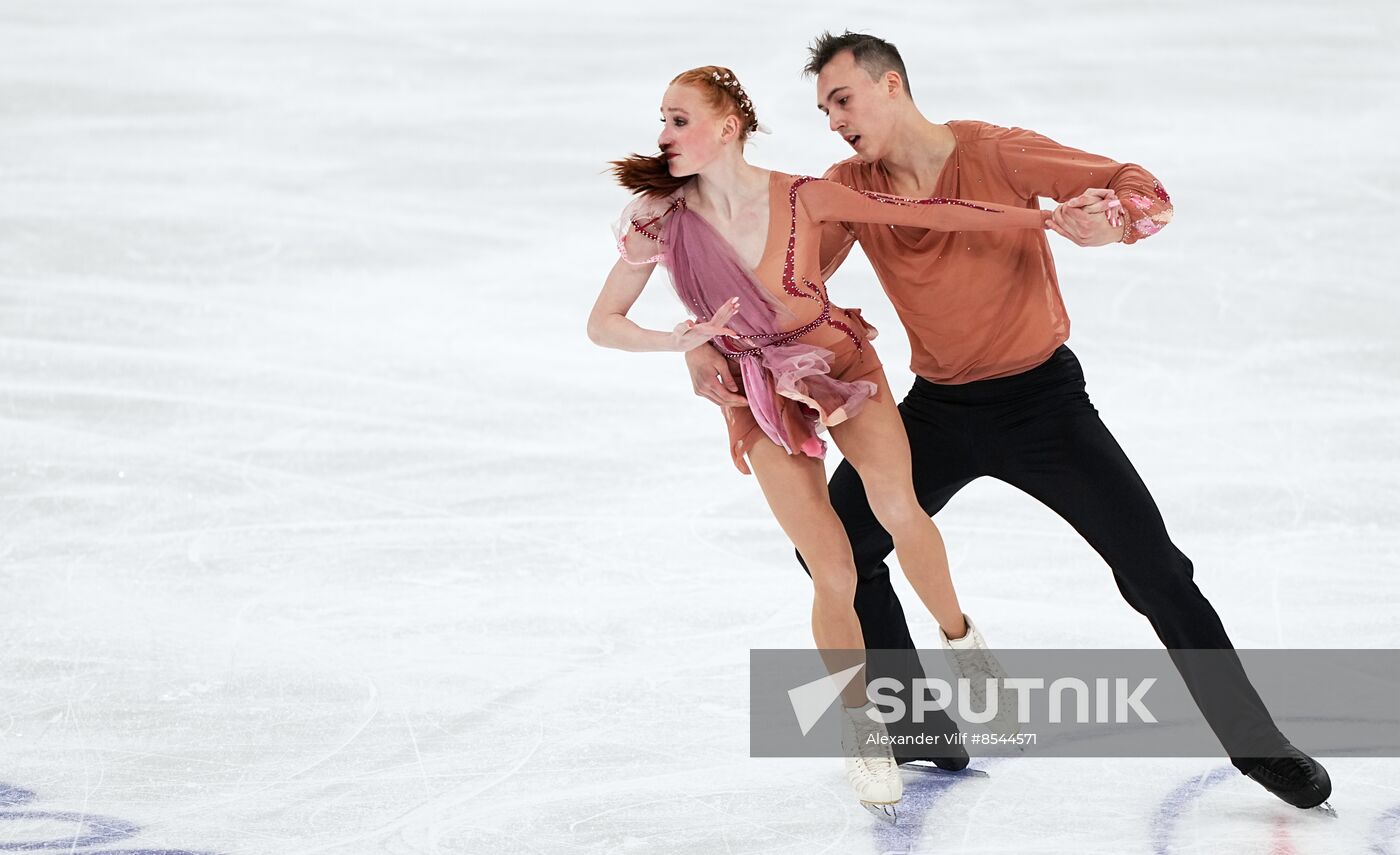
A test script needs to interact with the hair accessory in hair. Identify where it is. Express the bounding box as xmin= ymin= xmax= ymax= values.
xmin=710 ymin=68 xmax=760 ymax=134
